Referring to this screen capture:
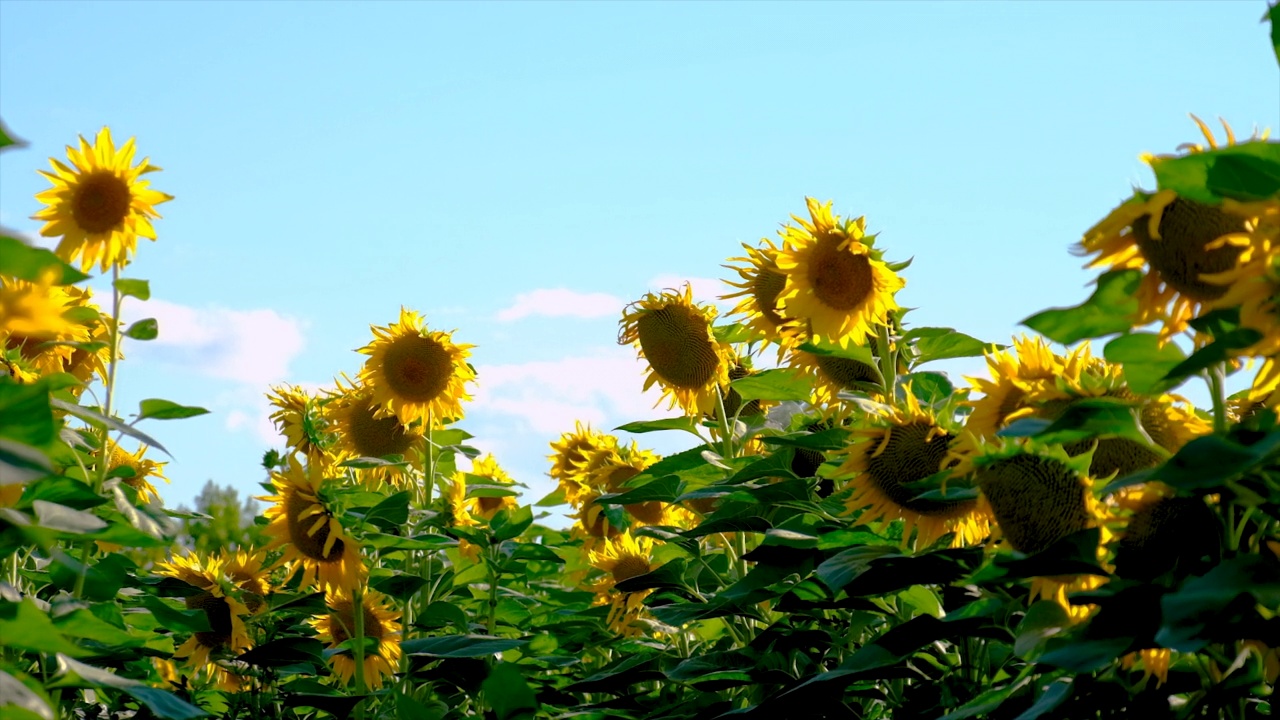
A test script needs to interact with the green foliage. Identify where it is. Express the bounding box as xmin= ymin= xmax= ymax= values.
xmin=178 ymin=480 xmax=264 ymax=554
